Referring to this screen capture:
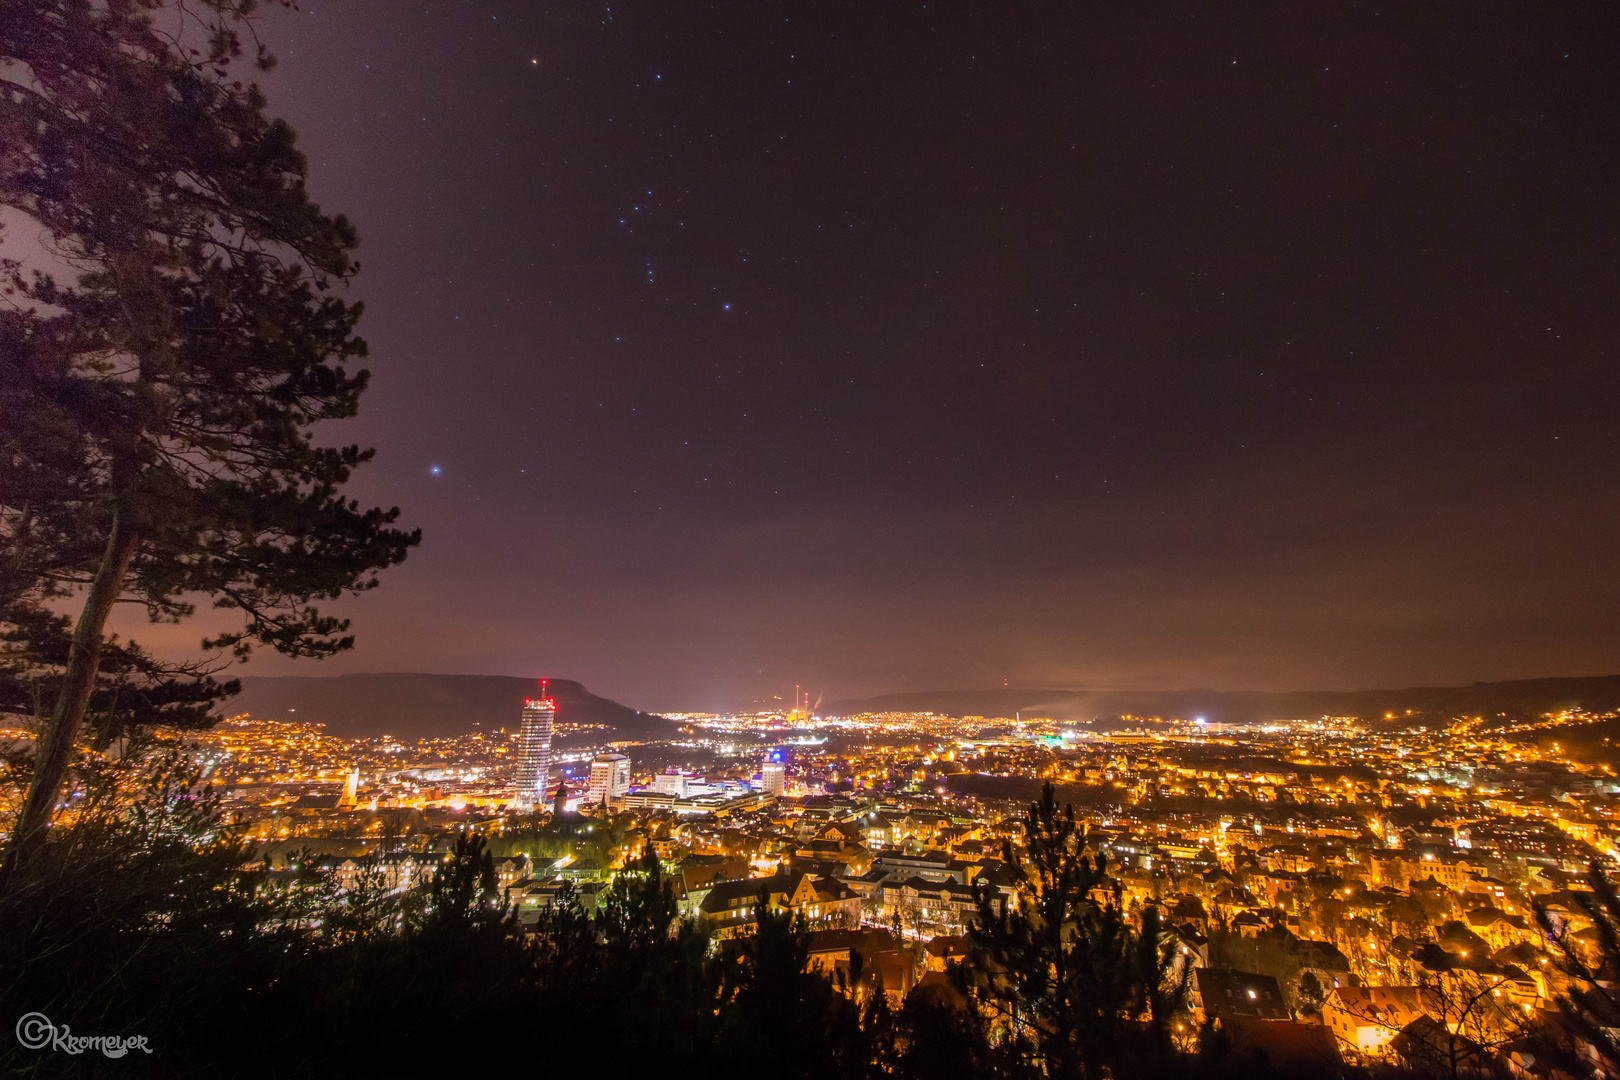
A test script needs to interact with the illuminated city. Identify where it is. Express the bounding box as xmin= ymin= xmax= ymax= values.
xmin=4 ymin=0 xmax=1619 ymax=1075
xmin=192 ymin=691 xmax=1620 ymax=927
